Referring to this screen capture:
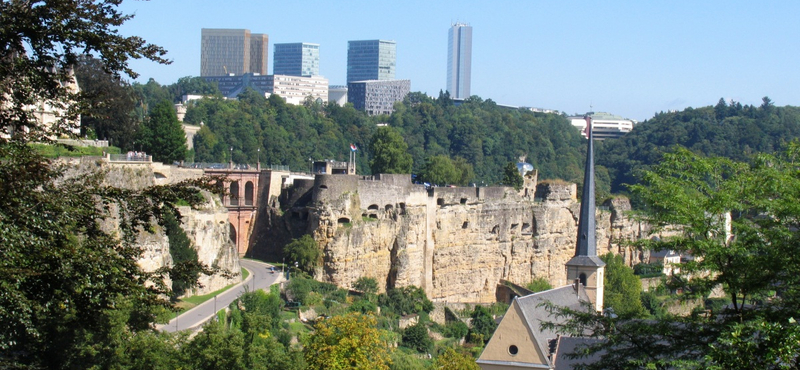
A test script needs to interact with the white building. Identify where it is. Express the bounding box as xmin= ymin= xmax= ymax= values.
xmin=568 ymin=112 xmax=636 ymax=140
xmin=266 ymin=74 xmax=328 ymax=105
